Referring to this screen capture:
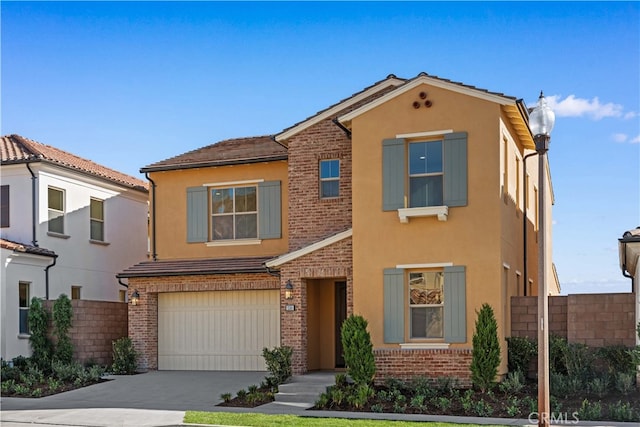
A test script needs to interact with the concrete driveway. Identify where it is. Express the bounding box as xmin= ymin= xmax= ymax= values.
xmin=0 ymin=370 xmax=269 ymax=426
